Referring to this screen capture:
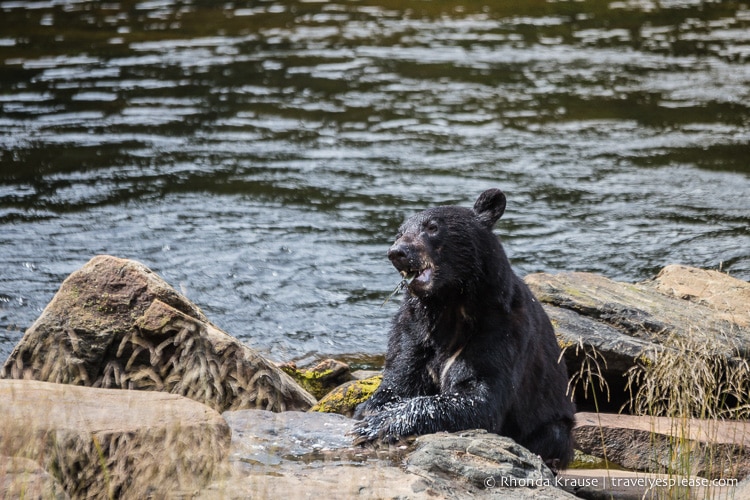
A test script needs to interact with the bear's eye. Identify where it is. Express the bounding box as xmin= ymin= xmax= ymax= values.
xmin=425 ymin=220 xmax=439 ymax=235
